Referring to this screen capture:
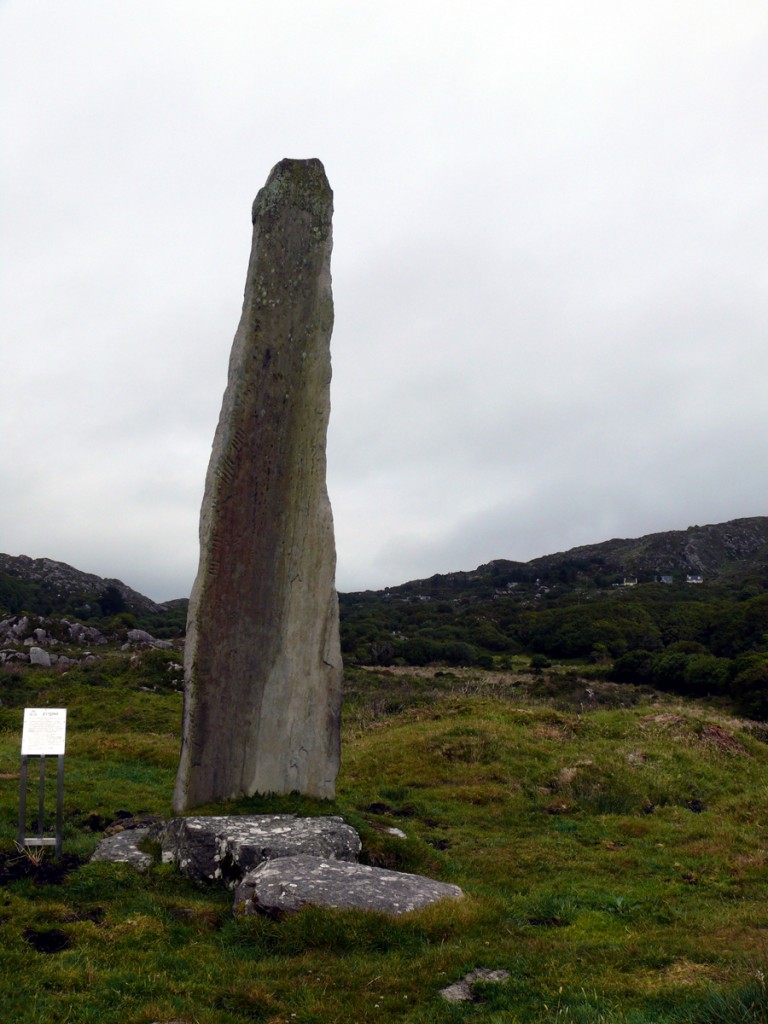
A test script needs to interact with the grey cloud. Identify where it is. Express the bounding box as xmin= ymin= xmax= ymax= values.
xmin=2 ymin=1 xmax=766 ymax=601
